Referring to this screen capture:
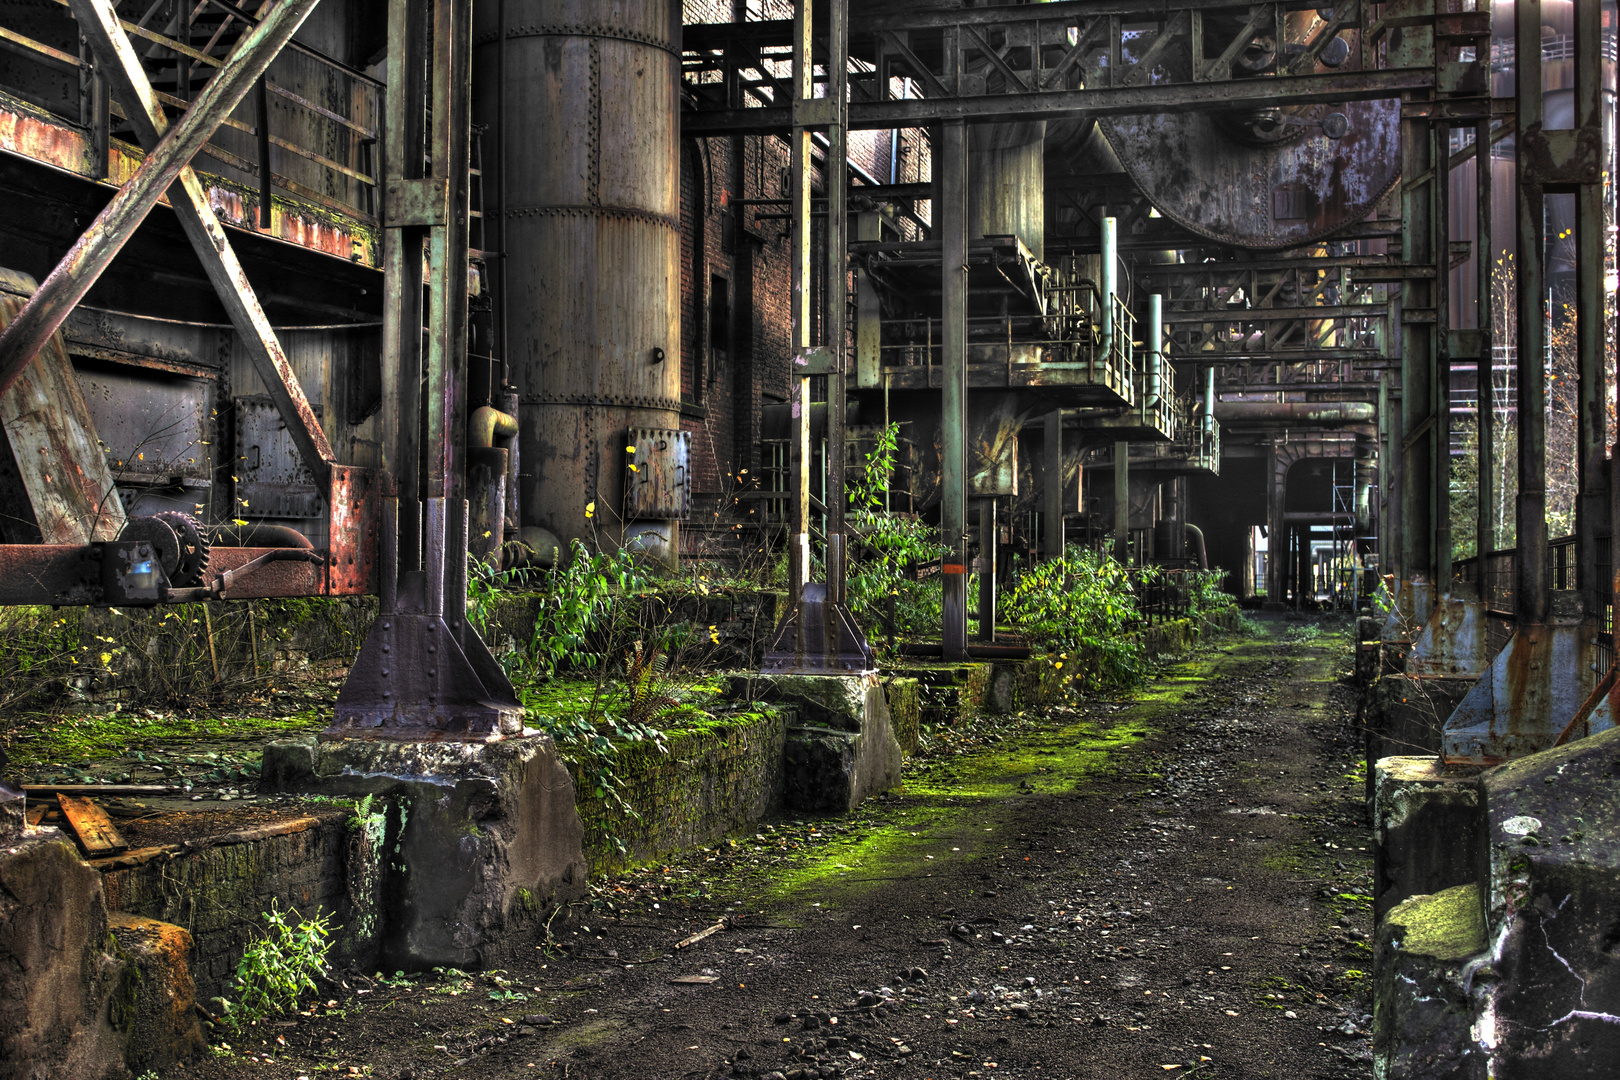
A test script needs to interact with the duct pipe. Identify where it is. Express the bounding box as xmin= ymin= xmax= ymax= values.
xmin=969 ymin=122 xmax=1045 ymax=261
xmin=1284 ymin=512 xmax=1357 ymax=525
xmin=472 ymin=0 xmax=681 ymax=554
xmin=1099 ymin=217 xmax=1117 ymax=364
xmin=1185 ymin=523 xmax=1208 ymax=570
xmin=469 ymin=404 xmax=518 ymax=449
xmin=1146 ymin=293 xmax=1164 ymax=406
xmin=1211 ymin=402 xmax=1377 ymax=424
